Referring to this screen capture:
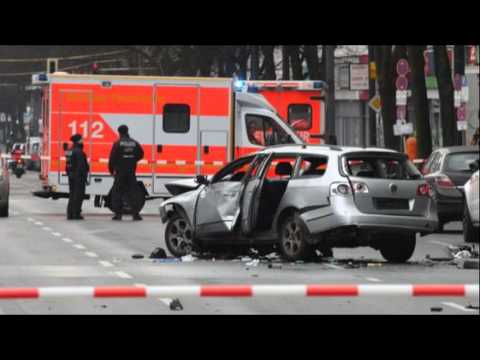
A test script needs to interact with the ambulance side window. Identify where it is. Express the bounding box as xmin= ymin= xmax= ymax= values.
xmin=288 ymin=104 xmax=312 ymax=131
xmin=246 ymin=114 xmax=294 ymax=146
xmin=163 ymin=104 xmax=190 ymax=133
